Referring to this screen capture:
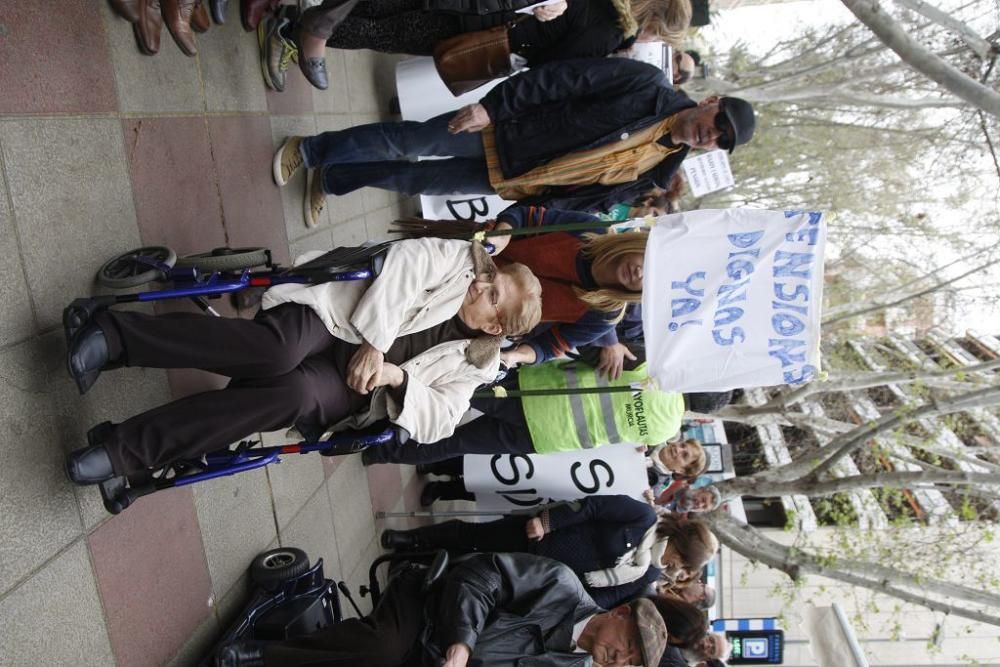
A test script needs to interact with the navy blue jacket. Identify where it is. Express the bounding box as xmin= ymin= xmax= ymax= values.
xmin=536 ymin=495 xmax=661 ymax=608
xmin=480 ymin=58 xmax=696 ymax=213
